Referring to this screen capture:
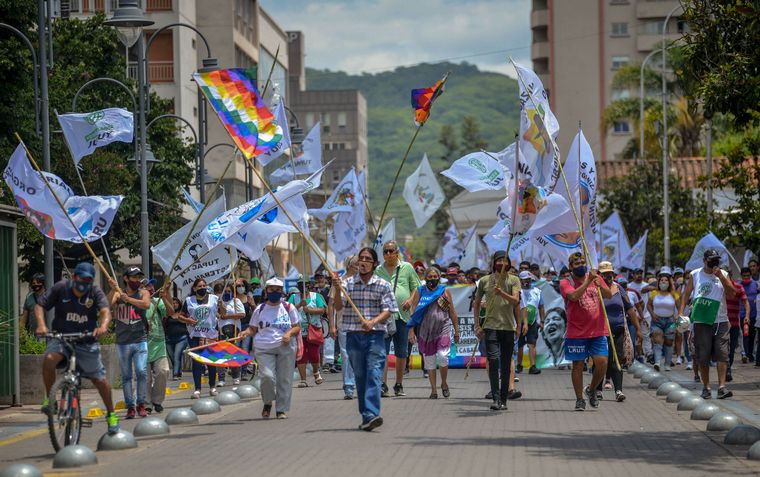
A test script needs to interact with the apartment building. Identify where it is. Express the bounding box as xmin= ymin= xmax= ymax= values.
xmin=530 ymin=0 xmax=685 ymax=162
